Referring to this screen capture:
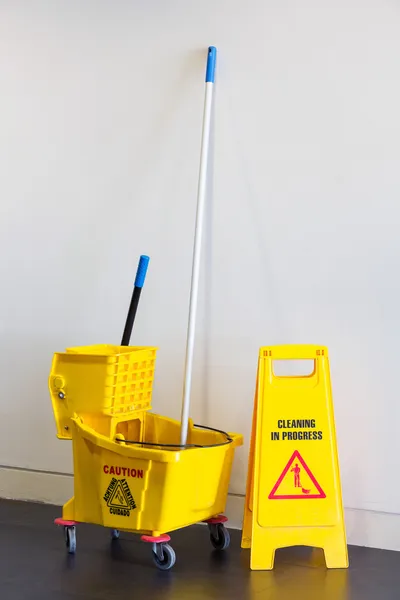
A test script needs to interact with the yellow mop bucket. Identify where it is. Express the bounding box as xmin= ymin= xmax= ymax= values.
xmin=50 ymin=344 xmax=243 ymax=569
xmin=62 ymin=413 xmax=241 ymax=535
